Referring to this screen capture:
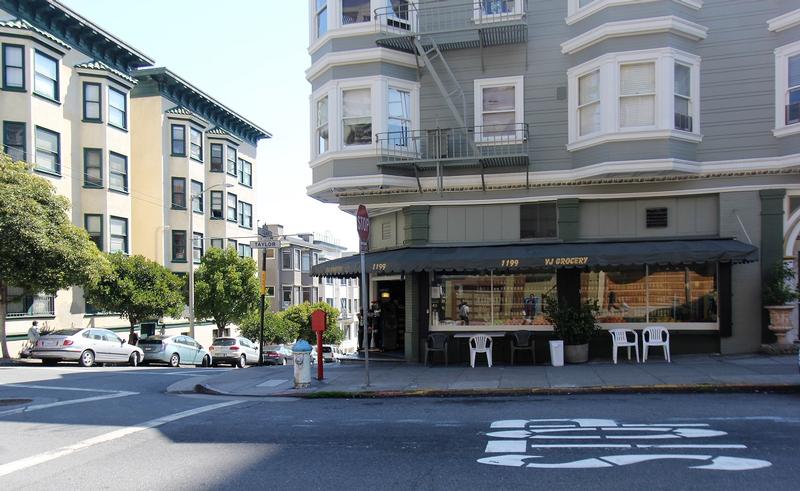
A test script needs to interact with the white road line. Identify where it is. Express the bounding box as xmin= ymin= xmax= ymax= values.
xmin=1 ymin=384 xmax=125 ymax=393
xmin=0 ymin=400 xmax=243 ymax=478
xmin=0 ymin=391 xmax=136 ymax=417
xmin=526 ymin=444 xmax=747 ymax=449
